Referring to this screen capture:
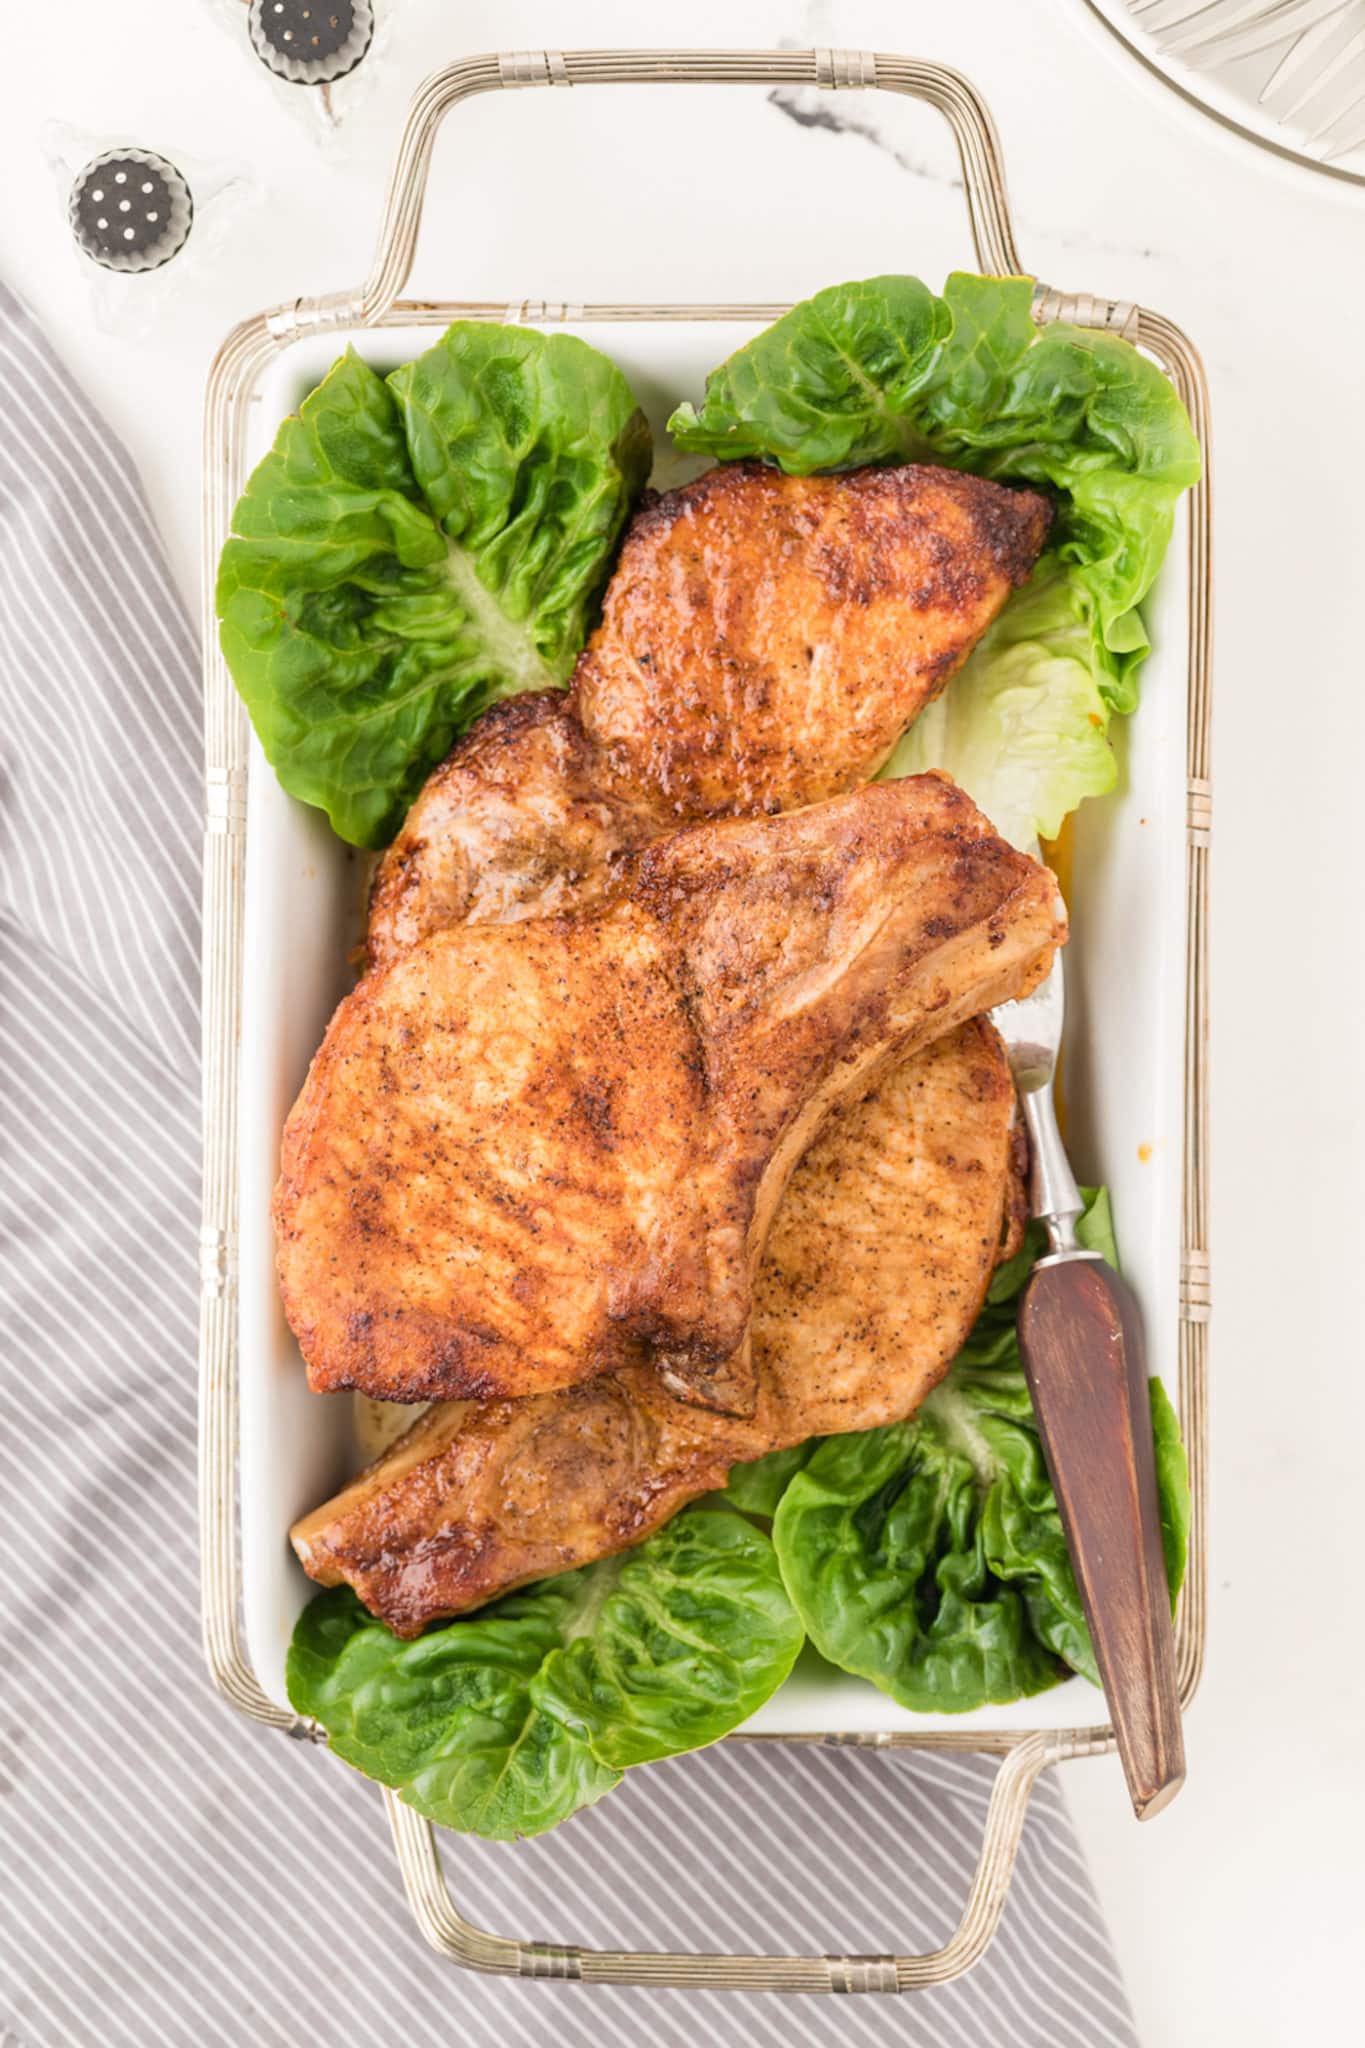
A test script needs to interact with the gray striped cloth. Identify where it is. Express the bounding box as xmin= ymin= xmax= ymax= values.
xmin=0 ymin=277 xmax=1139 ymax=2048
